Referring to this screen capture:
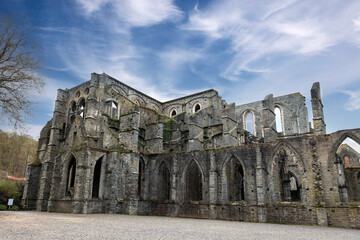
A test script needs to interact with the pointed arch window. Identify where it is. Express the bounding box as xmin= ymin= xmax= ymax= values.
xmin=244 ymin=111 xmax=255 ymax=135
xmin=92 ymin=157 xmax=103 ymax=198
xmin=278 ymin=152 xmax=301 ymax=202
xmin=193 ymin=103 xmax=201 ymax=113
xmin=66 ymin=156 xmax=76 ymax=197
xmin=185 ymin=160 xmax=202 ymax=201
xmin=226 ymin=158 xmax=244 ymax=201
xmin=158 ymin=162 xmax=171 ymax=201
xmin=79 ymin=98 xmax=86 ymax=118
xmin=70 ymin=101 xmax=76 ymax=112
xmin=275 ymin=106 xmax=283 ymax=133
xmin=358 ymin=172 xmax=360 ymax=184
xmin=170 ymin=108 xmax=177 ymax=117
